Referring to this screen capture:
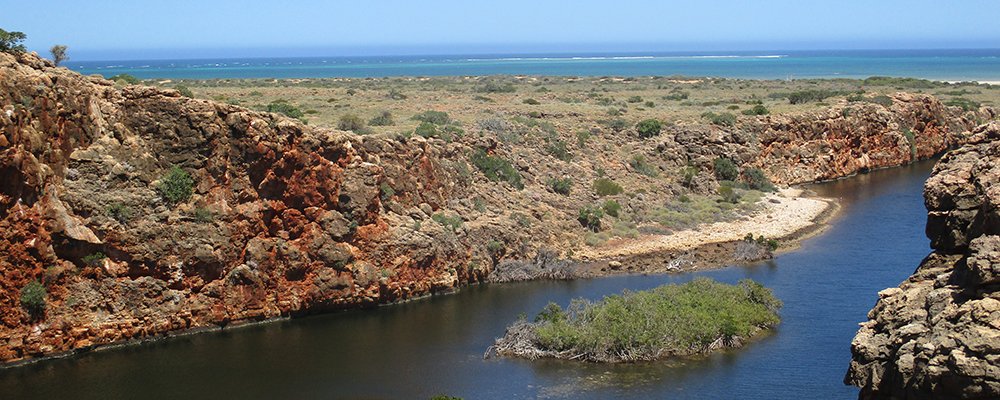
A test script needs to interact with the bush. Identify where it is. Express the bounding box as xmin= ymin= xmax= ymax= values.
xmin=0 ymin=29 xmax=27 ymax=53
xmin=266 ymin=100 xmax=304 ymax=119
xmin=471 ymin=149 xmax=523 ymax=189
xmin=741 ymin=104 xmax=769 ymax=115
xmin=743 ymin=168 xmax=776 ymax=191
xmin=337 ymin=114 xmax=367 ymax=132
xmin=626 ymin=95 xmax=643 ymax=103
xmin=681 ymin=166 xmax=699 ymax=188
xmin=546 ymin=138 xmax=571 ymax=161
xmin=592 ymin=178 xmax=623 ymax=196
xmin=578 ymin=206 xmax=604 ymax=231
xmin=629 ymin=155 xmax=659 ymax=177
xmin=944 ymin=98 xmax=981 ymax=111
xmin=157 ymin=165 xmax=194 ymax=205
xmin=50 ymin=44 xmax=68 ymax=66
xmin=785 ymin=89 xmax=848 ymax=104
xmin=701 ymin=112 xmax=737 ymax=127
xmin=387 ymin=89 xmax=407 ymax=100
xmin=495 ymin=278 xmax=782 ymax=362
xmin=174 ymin=85 xmax=194 ymax=98
xmin=475 ymin=81 xmax=516 ymax=93
xmin=110 ymin=74 xmax=140 ymax=85
xmin=869 ymin=95 xmax=894 ymax=107
xmin=713 ymin=157 xmax=739 ymax=181
xmin=412 ymin=110 xmax=451 ymax=125
xmin=432 ymin=213 xmax=463 ymax=232
xmin=107 ymin=202 xmax=133 ymax=224
xmin=549 ymin=177 xmax=572 ymax=195
xmin=82 ymin=252 xmax=107 ymax=266
xmin=602 ymin=200 xmax=621 ymax=217
xmin=601 ymin=118 xmax=628 ymax=132
xmin=635 ymin=119 xmax=662 ymax=138
xmin=522 ymin=98 xmax=540 ymax=105
xmin=413 ymin=121 xmax=439 ymax=138
xmin=719 ymin=184 xmax=740 ymax=203
xmin=663 ymin=91 xmax=689 ymax=101
xmin=19 ymin=280 xmax=46 ymax=318
xmin=368 ymin=110 xmax=394 ymax=126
